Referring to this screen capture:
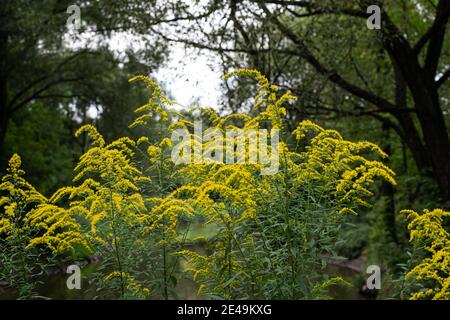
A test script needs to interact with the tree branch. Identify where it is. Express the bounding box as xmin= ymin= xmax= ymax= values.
xmin=423 ymin=0 xmax=450 ymax=79
xmin=258 ymin=3 xmax=398 ymax=113
xmin=9 ymin=77 xmax=84 ymax=114
xmin=7 ymin=50 xmax=97 ymax=111
xmin=251 ymin=0 xmax=367 ymax=18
